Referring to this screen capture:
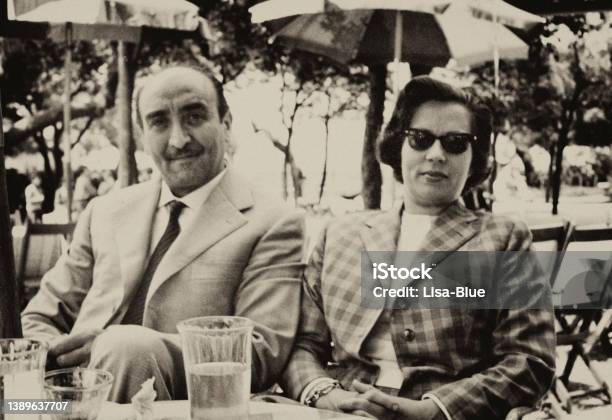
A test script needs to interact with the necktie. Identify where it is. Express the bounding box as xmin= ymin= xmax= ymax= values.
xmin=122 ymin=200 xmax=186 ymax=325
